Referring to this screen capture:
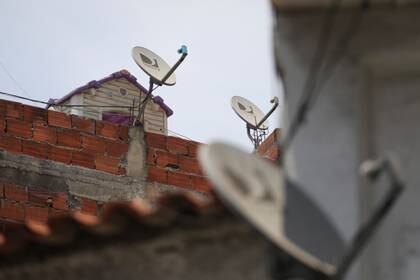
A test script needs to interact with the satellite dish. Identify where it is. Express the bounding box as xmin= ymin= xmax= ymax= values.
xmin=198 ymin=142 xmax=338 ymax=277
xmin=231 ymin=96 xmax=268 ymax=130
xmin=199 ymin=142 xmax=405 ymax=279
xmin=132 ymin=46 xmax=176 ymax=86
